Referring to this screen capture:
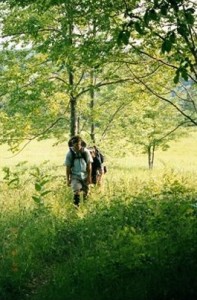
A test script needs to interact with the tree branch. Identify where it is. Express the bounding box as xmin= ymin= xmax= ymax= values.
xmin=101 ymin=102 xmax=129 ymax=139
xmin=131 ymin=72 xmax=197 ymax=126
xmin=155 ymin=121 xmax=190 ymax=143
xmin=132 ymin=46 xmax=197 ymax=83
xmin=3 ymin=115 xmax=67 ymax=158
